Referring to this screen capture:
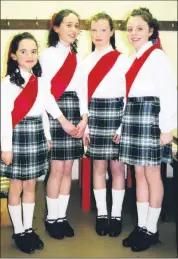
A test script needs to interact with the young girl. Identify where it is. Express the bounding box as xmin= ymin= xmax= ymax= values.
xmin=40 ymin=9 xmax=88 ymax=239
xmin=83 ymin=13 xmax=130 ymax=237
xmin=0 ymin=32 xmax=63 ymax=254
xmin=119 ymin=7 xmax=177 ymax=252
